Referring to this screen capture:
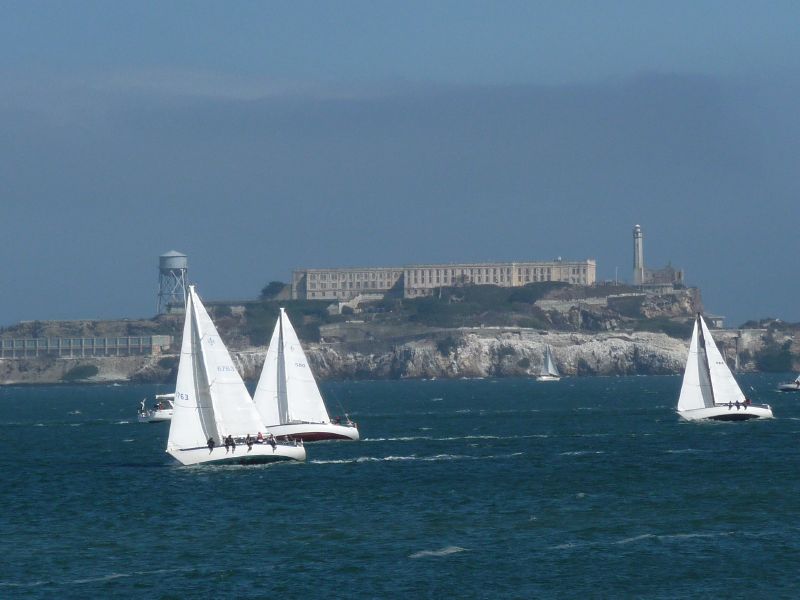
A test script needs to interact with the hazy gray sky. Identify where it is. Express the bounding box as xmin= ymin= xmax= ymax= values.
xmin=1 ymin=2 xmax=799 ymax=326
